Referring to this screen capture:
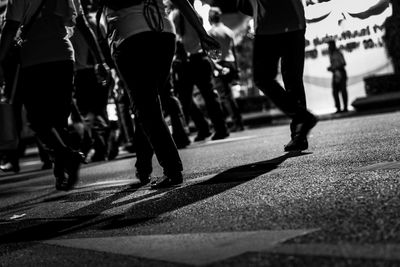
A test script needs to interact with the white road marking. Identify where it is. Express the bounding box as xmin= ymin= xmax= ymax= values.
xmin=355 ymin=161 xmax=400 ymax=172
xmin=190 ymin=135 xmax=258 ymax=148
xmin=44 ymin=229 xmax=317 ymax=265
